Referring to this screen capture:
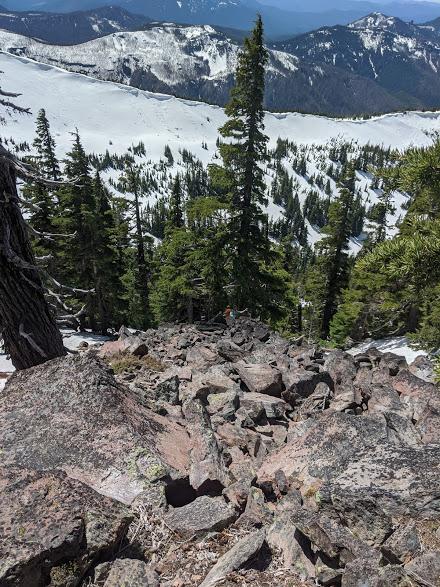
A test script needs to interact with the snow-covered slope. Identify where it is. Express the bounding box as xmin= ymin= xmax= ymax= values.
xmin=4 ymin=53 xmax=439 ymax=159
xmin=0 ymin=25 xmax=410 ymax=115
xmin=3 ymin=52 xmax=440 ymax=253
